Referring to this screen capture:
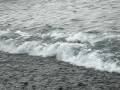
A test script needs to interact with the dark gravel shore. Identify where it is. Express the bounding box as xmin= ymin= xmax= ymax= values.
xmin=0 ymin=52 xmax=120 ymax=90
